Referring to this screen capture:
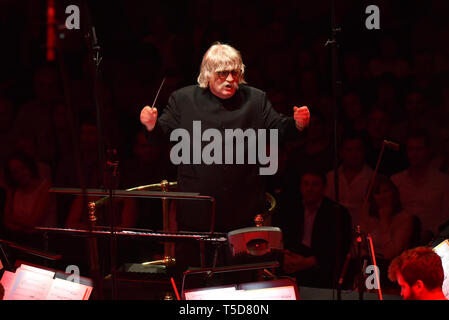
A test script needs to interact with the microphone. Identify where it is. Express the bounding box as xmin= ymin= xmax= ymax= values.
xmin=383 ymin=140 xmax=400 ymax=151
